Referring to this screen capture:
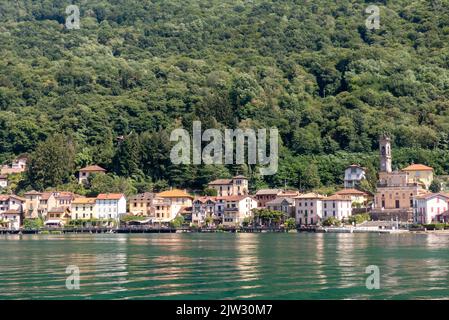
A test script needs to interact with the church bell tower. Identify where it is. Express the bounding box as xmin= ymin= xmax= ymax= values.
xmin=379 ymin=134 xmax=392 ymax=173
